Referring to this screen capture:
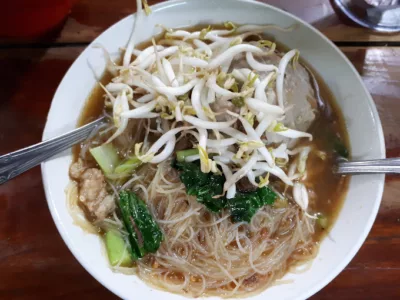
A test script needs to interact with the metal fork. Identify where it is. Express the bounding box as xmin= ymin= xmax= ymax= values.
xmin=304 ymin=66 xmax=395 ymax=175
xmin=334 ymin=158 xmax=400 ymax=174
xmin=0 ymin=116 xmax=106 ymax=185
